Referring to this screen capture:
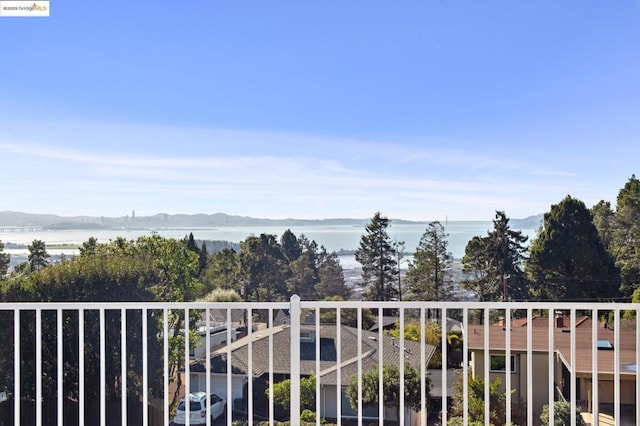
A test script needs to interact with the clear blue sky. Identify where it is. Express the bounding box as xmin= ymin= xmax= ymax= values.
xmin=1 ymin=1 xmax=639 ymax=220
